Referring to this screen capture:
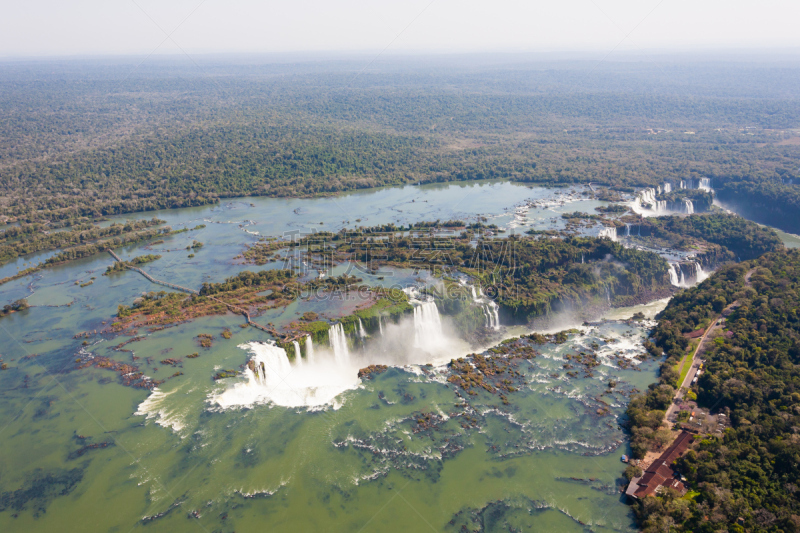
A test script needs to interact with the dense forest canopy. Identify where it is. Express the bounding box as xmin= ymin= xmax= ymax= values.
xmin=627 ymin=249 xmax=800 ymax=533
xmin=1 ymin=58 xmax=799 ymax=230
